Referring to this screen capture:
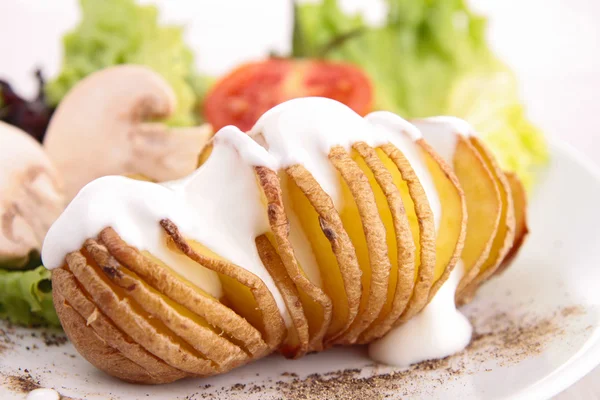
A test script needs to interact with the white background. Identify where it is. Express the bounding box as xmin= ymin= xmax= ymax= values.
xmin=0 ymin=0 xmax=599 ymax=397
